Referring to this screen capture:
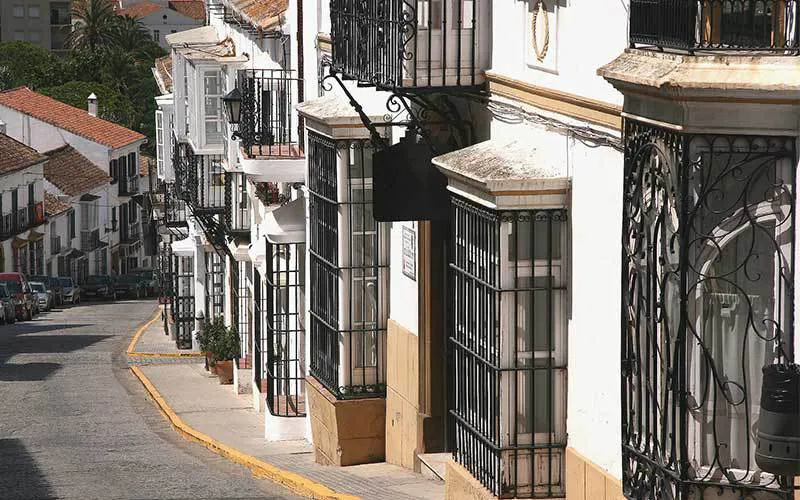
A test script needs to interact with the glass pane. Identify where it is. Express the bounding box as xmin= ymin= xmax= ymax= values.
xmin=508 ymin=215 xmax=562 ymax=261
xmin=516 ymin=276 xmax=554 ymax=354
